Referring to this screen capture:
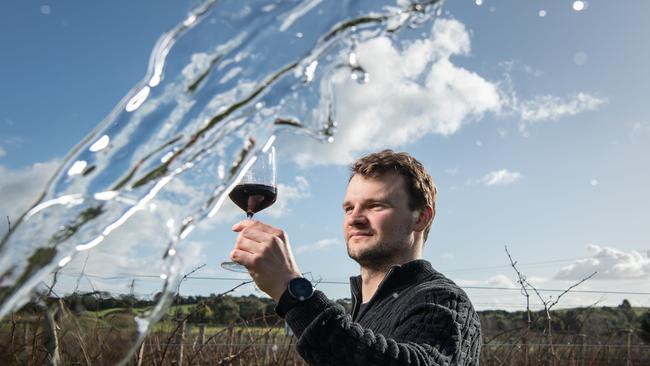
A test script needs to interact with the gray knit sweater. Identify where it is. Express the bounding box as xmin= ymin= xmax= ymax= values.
xmin=283 ymin=260 xmax=481 ymax=365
